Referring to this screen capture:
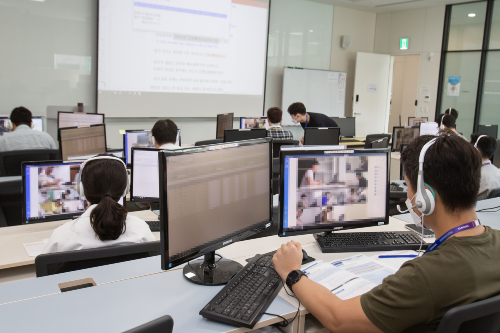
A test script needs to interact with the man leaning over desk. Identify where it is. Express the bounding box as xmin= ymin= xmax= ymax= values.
xmin=273 ymin=134 xmax=500 ymax=332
